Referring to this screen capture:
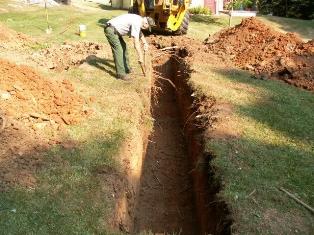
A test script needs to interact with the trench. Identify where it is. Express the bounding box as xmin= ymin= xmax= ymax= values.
xmin=132 ymin=55 xmax=232 ymax=235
